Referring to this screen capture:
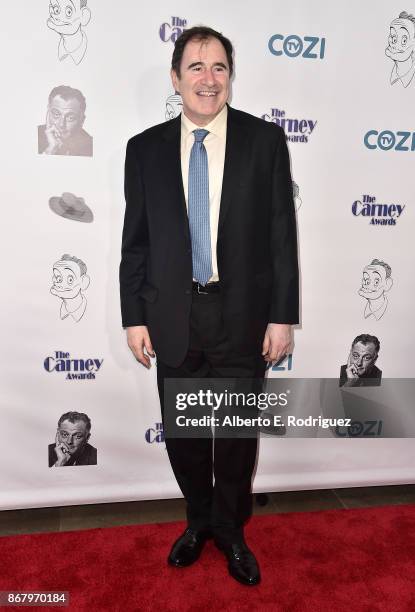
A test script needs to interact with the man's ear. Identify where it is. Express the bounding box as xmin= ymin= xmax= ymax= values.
xmin=385 ymin=277 xmax=393 ymax=292
xmin=80 ymin=7 xmax=92 ymax=27
xmin=86 ymin=433 xmax=91 ymax=441
xmin=81 ymin=274 xmax=90 ymax=291
xmin=171 ymin=69 xmax=180 ymax=93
